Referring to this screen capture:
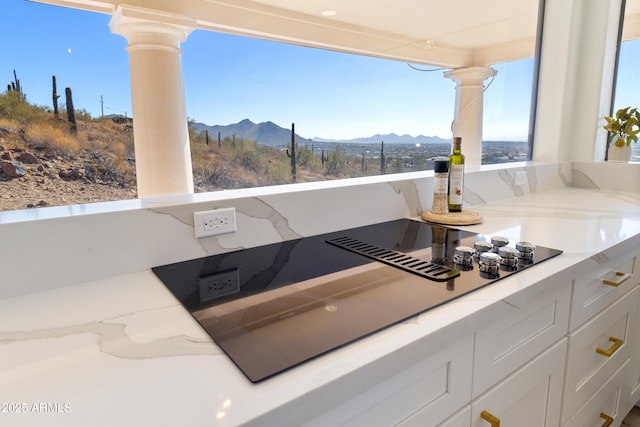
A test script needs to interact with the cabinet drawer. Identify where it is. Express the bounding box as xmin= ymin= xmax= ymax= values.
xmin=472 ymin=282 xmax=570 ymax=397
xmin=435 ymin=405 xmax=471 ymax=427
xmin=562 ymin=287 xmax=638 ymax=423
xmin=629 ymin=279 xmax=640 ymax=406
xmin=562 ymin=358 xmax=630 ymax=427
xmin=470 ymin=338 xmax=567 ymax=427
xmin=570 ymin=256 xmax=638 ymax=331
xmin=307 ymin=334 xmax=473 ymax=427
